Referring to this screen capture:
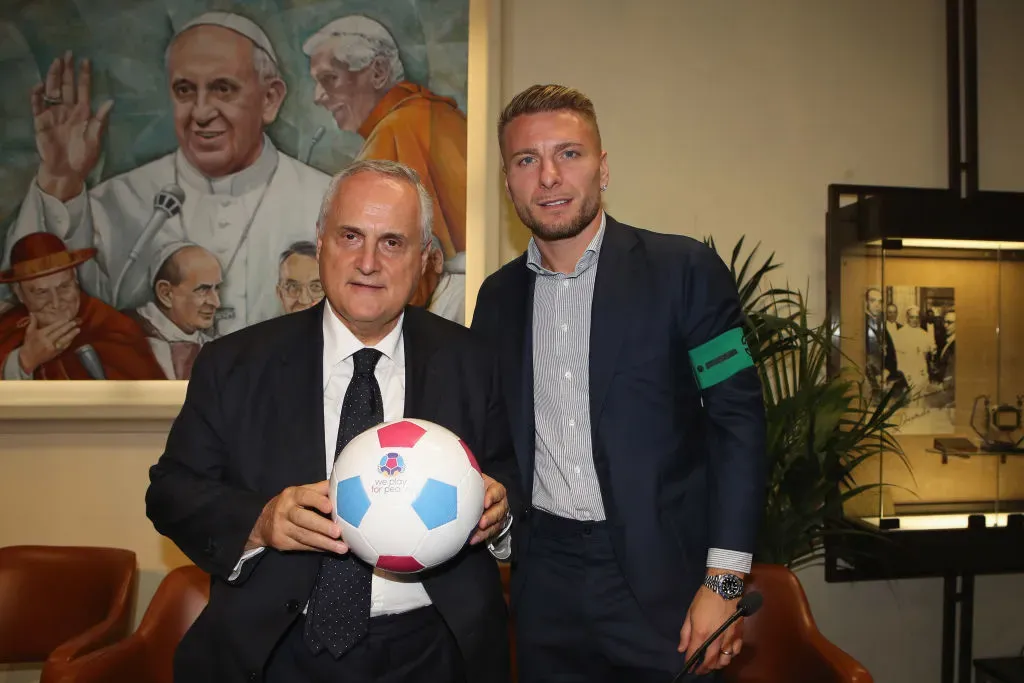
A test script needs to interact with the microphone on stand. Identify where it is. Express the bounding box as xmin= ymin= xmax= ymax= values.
xmin=304 ymin=125 xmax=326 ymax=164
xmin=111 ymin=184 xmax=185 ymax=309
xmin=75 ymin=344 xmax=107 ymax=380
xmin=672 ymin=591 xmax=763 ymax=682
